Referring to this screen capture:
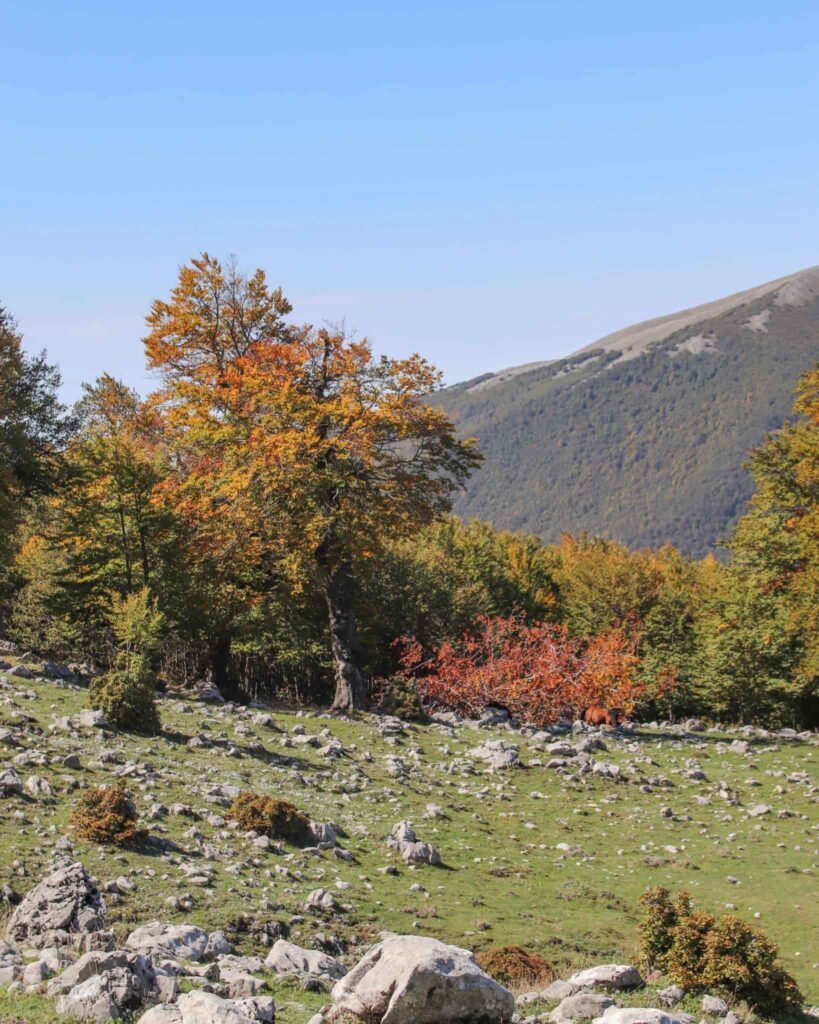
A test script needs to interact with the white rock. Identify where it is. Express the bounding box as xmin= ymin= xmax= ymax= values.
xmin=265 ymin=938 xmax=347 ymax=979
xmin=328 ymin=934 xmax=514 ymax=1024
xmin=126 ymin=922 xmax=209 ymax=962
xmin=569 ymin=964 xmax=643 ymax=990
